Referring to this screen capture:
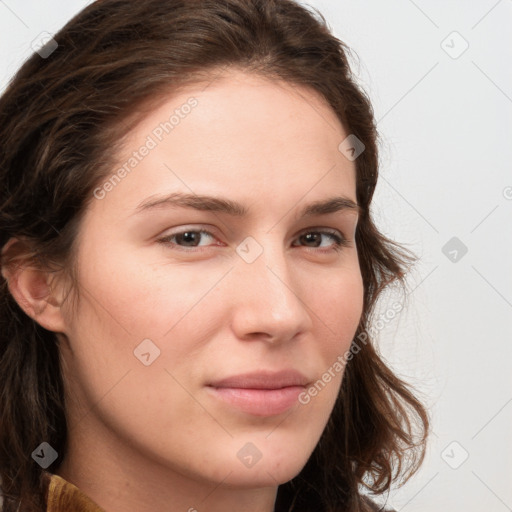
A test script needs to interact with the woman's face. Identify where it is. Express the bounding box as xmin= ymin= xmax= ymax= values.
xmin=57 ymin=70 xmax=364 ymax=489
